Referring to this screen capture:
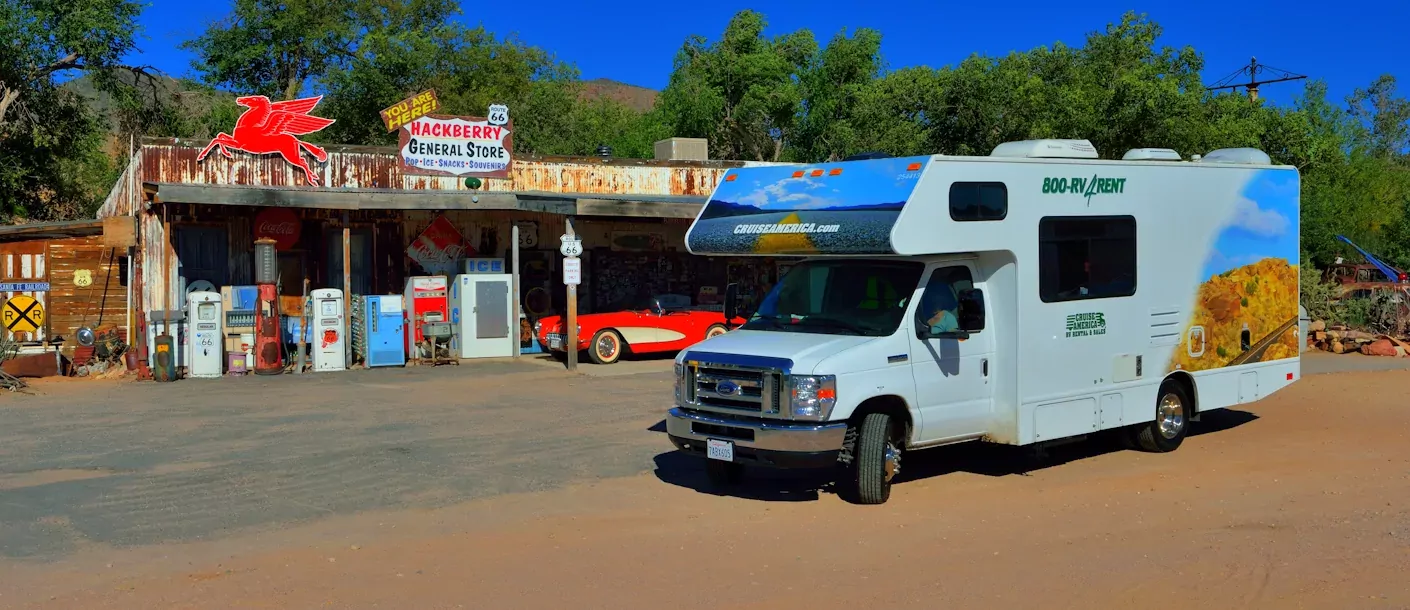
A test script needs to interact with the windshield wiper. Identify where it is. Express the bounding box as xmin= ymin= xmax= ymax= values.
xmin=795 ymin=315 xmax=869 ymax=335
xmin=747 ymin=314 xmax=789 ymax=330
